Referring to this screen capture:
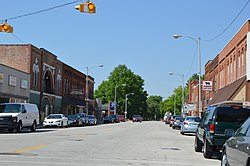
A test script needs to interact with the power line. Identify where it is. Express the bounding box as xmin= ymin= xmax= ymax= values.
xmin=0 ymin=0 xmax=81 ymax=22
xmin=203 ymin=0 xmax=250 ymax=42
xmin=11 ymin=33 xmax=25 ymax=44
xmin=186 ymin=43 xmax=198 ymax=79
